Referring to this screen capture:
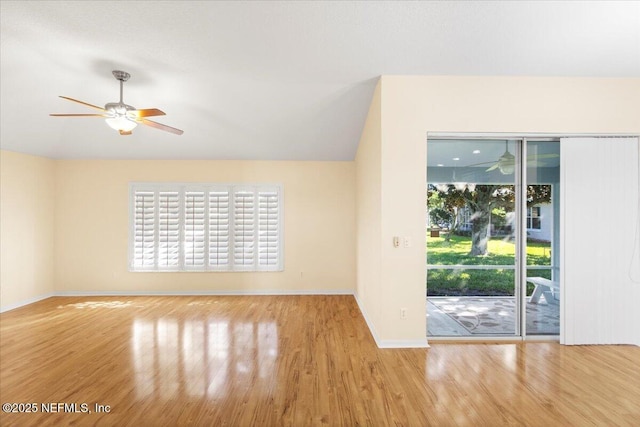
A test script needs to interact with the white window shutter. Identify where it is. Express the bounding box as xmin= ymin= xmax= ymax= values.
xmin=133 ymin=191 xmax=156 ymax=268
xmin=184 ymin=191 xmax=206 ymax=268
xmin=233 ymin=190 xmax=256 ymax=268
xmin=258 ymin=190 xmax=280 ymax=268
xmin=208 ymin=191 xmax=230 ymax=268
xmin=158 ymin=191 xmax=180 ymax=268
xmin=130 ymin=183 xmax=282 ymax=272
